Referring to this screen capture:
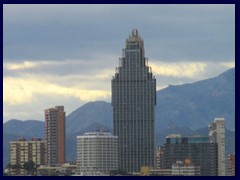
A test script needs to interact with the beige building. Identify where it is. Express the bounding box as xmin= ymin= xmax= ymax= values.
xmin=9 ymin=138 xmax=45 ymax=175
xmin=147 ymin=159 xmax=200 ymax=176
xmin=45 ymin=106 xmax=65 ymax=166
xmin=77 ymin=131 xmax=118 ymax=175
xmin=156 ymin=146 xmax=163 ymax=169
xmin=209 ymin=118 xmax=226 ymax=176
xmin=171 ymin=159 xmax=200 ymax=176
xmin=226 ymin=154 xmax=235 ymax=176
xmin=37 ymin=163 xmax=77 ymax=176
